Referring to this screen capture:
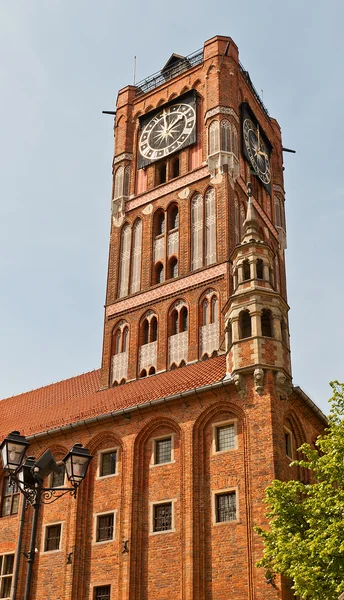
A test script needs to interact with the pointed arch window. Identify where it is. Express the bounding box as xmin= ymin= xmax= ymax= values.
xmin=220 ymin=120 xmax=231 ymax=152
xmin=191 ymin=193 xmax=204 ymax=271
xmin=139 ymin=312 xmax=158 ymax=375
xmin=200 ymin=290 xmax=220 ymax=358
xmin=130 ymin=219 xmax=142 ymax=294
xmin=239 ymin=311 xmax=251 ymax=339
xmin=114 ymin=166 xmax=124 ymax=200
xmin=205 ymin=188 xmax=216 ymax=266
xmin=168 ymin=204 xmax=179 ymax=231
xmin=243 ymin=260 xmax=251 ymax=281
xmin=123 ymin=166 xmax=130 ymax=198
xmin=118 ymin=224 xmax=131 ymax=298
xmin=110 ymin=321 xmax=129 ymax=386
xmin=168 ymin=301 xmax=188 ymax=367
xmin=208 ymin=121 xmax=220 ymax=155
